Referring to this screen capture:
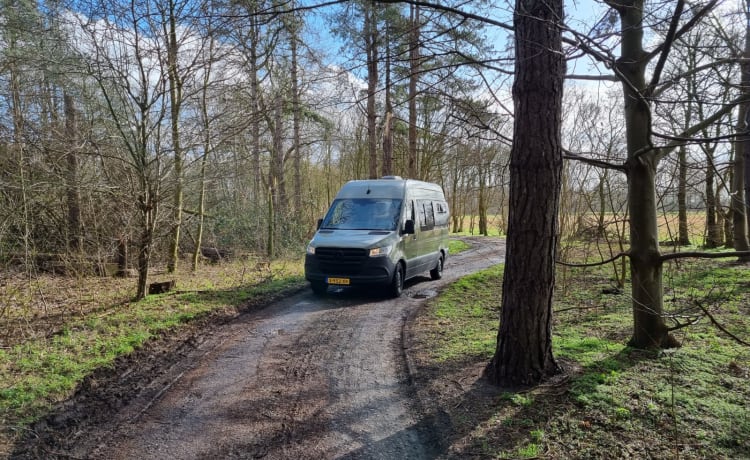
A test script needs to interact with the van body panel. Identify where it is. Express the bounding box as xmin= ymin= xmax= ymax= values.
xmin=305 ymin=178 xmax=449 ymax=296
